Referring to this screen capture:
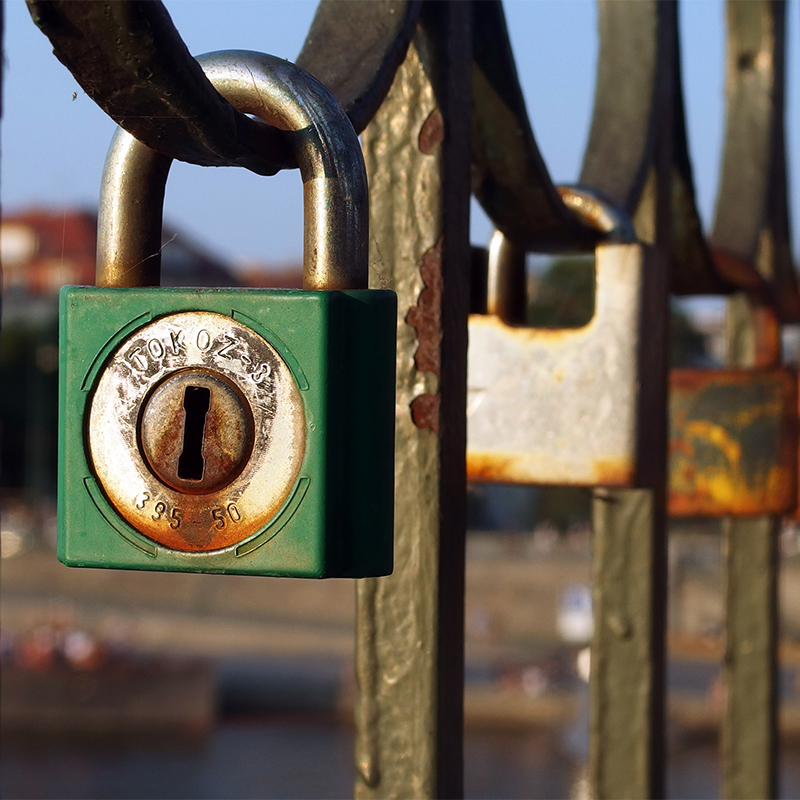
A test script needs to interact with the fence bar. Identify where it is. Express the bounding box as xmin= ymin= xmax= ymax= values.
xmin=589 ymin=244 xmax=670 ymax=800
xmin=713 ymin=1 xmax=789 ymax=793
xmin=353 ymin=3 xmax=471 ymax=798
xmin=721 ymin=512 xmax=779 ymax=799
xmin=590 ymin=488 xmax=668 ymax=798
xmin=586 ymin=2 xmax=675 ymax=797
xmin=719 ymin=293 xmax=780 ymax=799
xmin=588 ymin=270 xmax=670 ymax=798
